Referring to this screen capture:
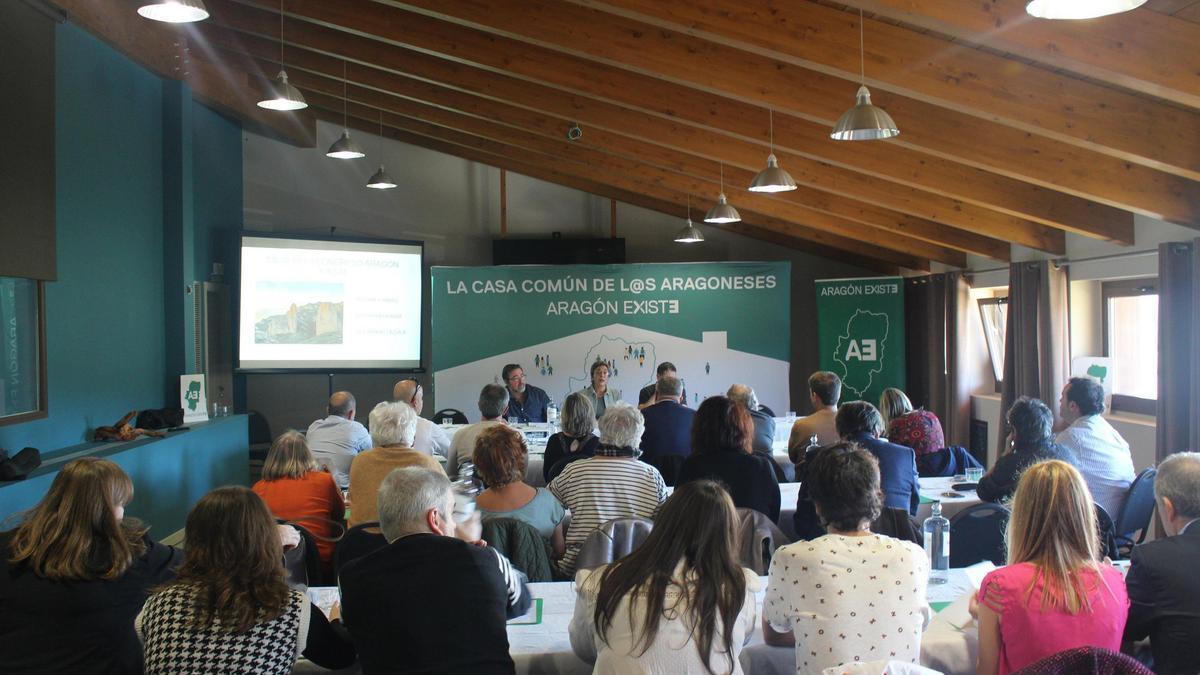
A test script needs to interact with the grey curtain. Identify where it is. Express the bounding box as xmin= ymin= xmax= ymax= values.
xmin=904 ymin=272 xmax=974 ymax=447
xmin=1157 ymin=239 xmax=1200 ymax=462
xmin=998 ymin=261 xmax=1070 ymax=459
